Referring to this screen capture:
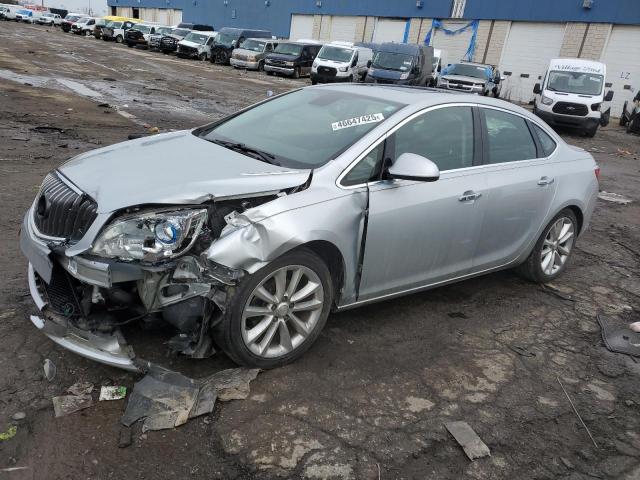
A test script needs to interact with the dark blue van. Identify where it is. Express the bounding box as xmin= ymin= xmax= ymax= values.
xmin=364 ymin=43 xmax=433 ymax=86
